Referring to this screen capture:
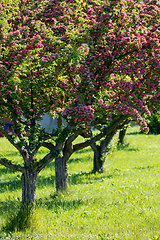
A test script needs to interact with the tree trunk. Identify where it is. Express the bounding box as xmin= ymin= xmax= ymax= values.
xmin=21 ymin=169 xmax=37 ymax=215
xmin=55 ymin=155 xmax=69 ymax=192
xmin=57 ymin=115 xmax=62 ymax=129
xmin=117 ymin=128 xmax=127 ymax=145
xmin=92 ymin=131 xmax=115 ymax=172
xmin=92 ymin=144 xmax=104 ymax=172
